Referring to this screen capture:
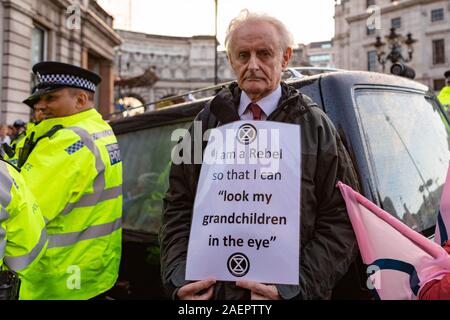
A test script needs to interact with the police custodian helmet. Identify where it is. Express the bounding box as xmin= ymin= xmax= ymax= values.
xmin=23 ymin=61 xmax=102 ymax=108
